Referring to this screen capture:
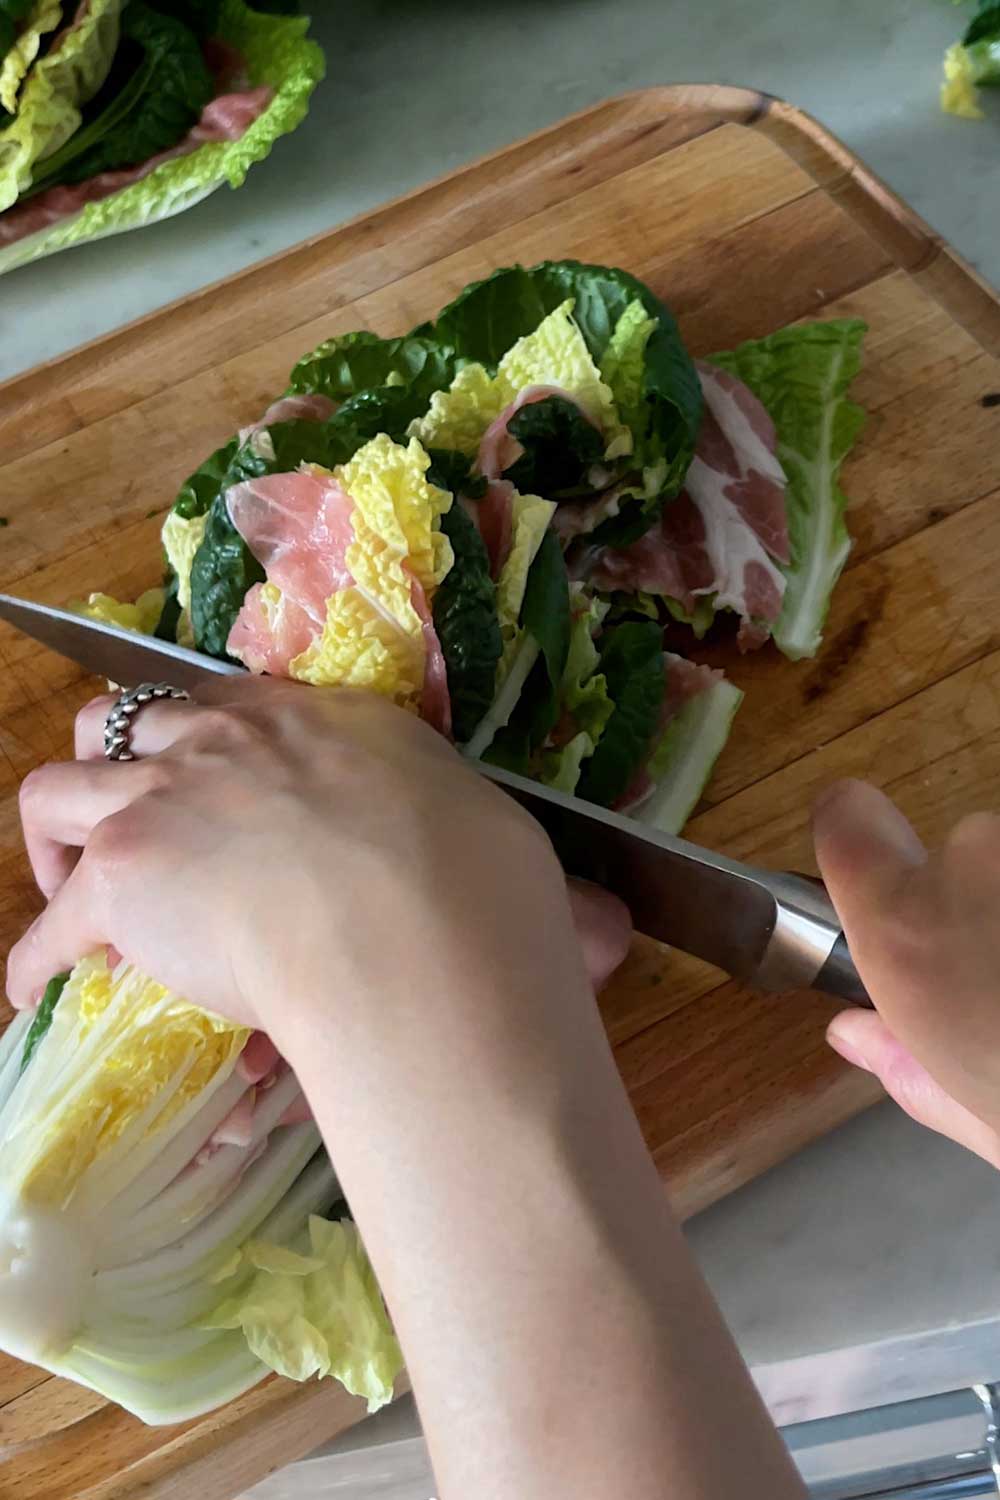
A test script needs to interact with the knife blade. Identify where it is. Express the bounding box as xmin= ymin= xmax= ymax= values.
xmin=0 ymin=591 xmax=870 ymax=1006
xmin=0 ymin=594 xmax=242 ymax=693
